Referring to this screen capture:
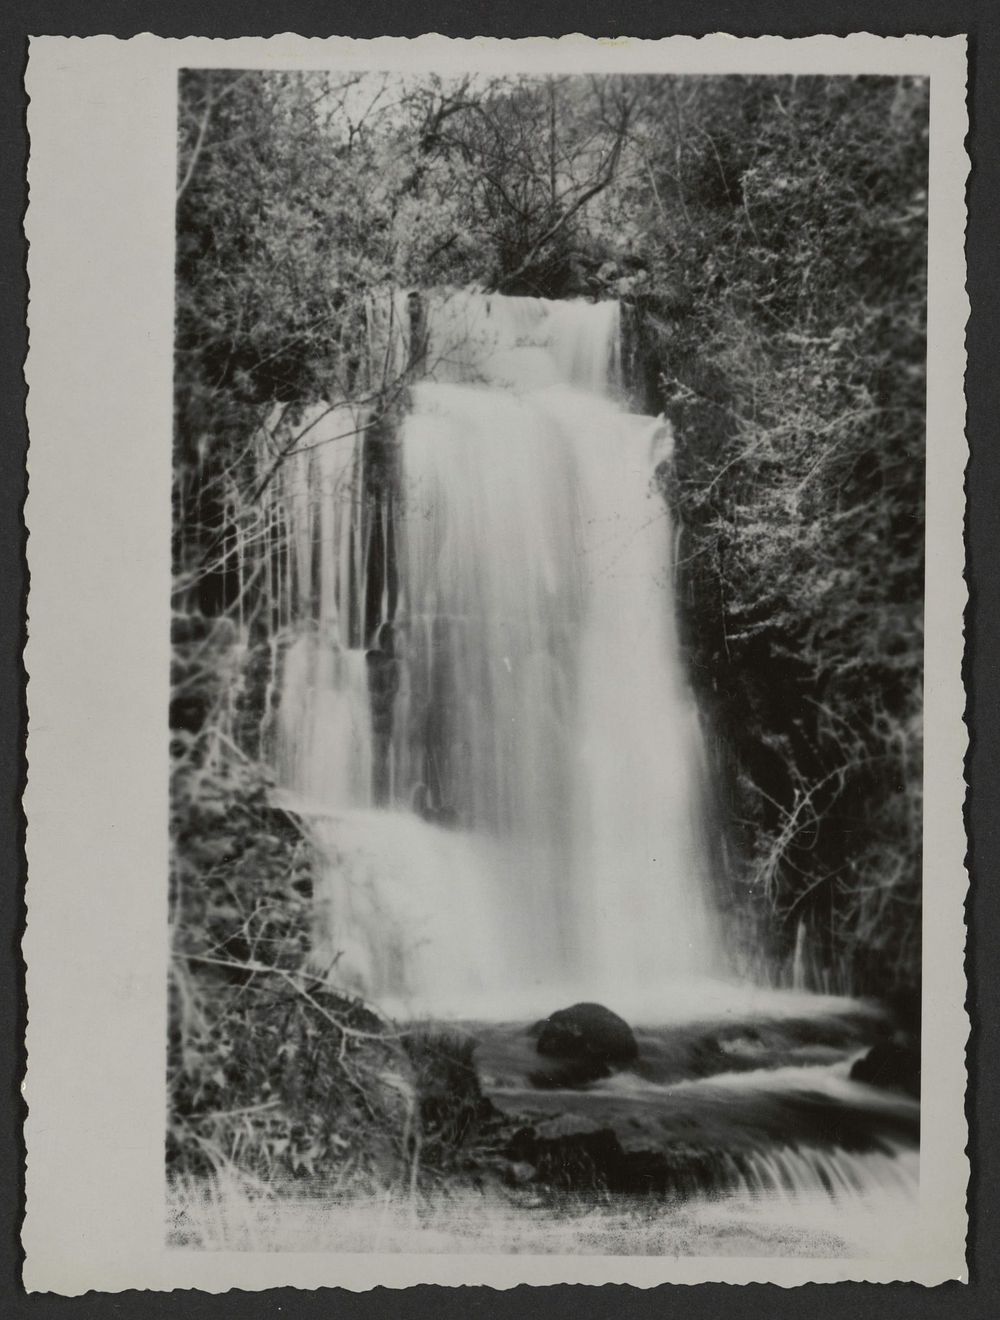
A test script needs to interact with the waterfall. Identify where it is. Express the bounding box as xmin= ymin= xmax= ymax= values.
xmin=266 ymin=292 xmax=718 ymax=1018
